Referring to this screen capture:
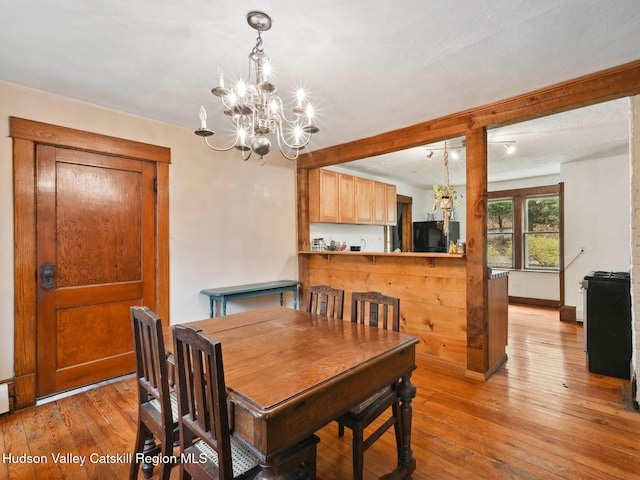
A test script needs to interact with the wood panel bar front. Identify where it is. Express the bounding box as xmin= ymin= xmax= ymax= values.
xmin=301 ymin=252 xmax=468 ymax=371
